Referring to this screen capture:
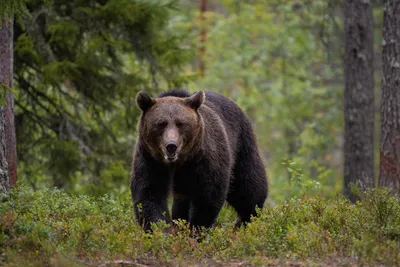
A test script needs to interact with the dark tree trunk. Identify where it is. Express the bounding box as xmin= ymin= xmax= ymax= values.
xmin=379 ymin=0 xmax=400 ymax=194
xmin=343 ymin=0 xmax=375 ymax=201
xmin=0 ymin=18 xmax=14 ymax=191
